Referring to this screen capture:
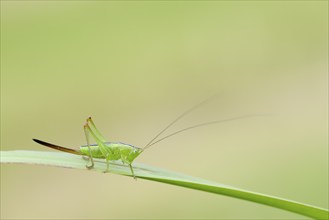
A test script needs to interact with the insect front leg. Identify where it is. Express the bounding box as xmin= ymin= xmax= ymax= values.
xmin=121 ymin=155 xmax=137 ymax=179
xmin=83 ymin=124 xmax=94 ymax=169
xmin=129 ymin=164 xmax=137 ymax=180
